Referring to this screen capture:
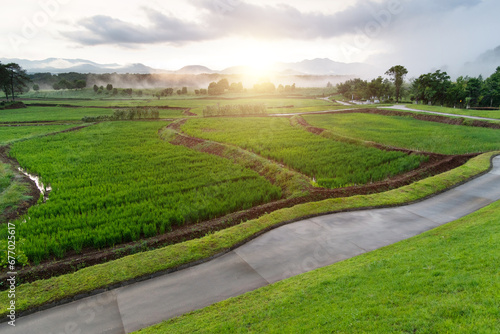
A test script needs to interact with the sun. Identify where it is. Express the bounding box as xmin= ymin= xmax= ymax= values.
xmin=235 ymin=43 xmax=275 ymax=76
